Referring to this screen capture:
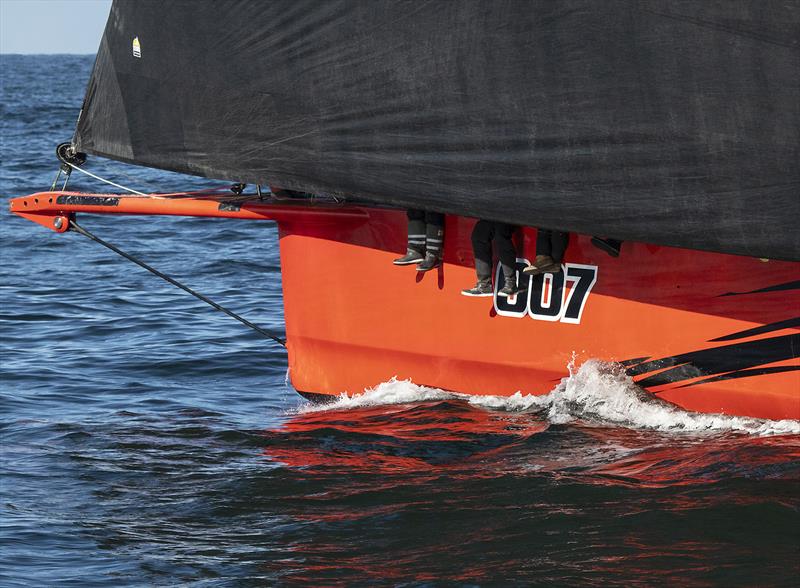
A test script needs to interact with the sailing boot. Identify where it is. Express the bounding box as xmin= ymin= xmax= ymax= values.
xmin=393 ymin=248 xmax=425 ymax=265
xmin=497 ymin=276 xmax=520 ymax=297
xmin=591 ymin=237 xmax=621 ymax=257
xmin=522 ymin=254 xmax=561 ymax=276
xmin=461 ymin=278 xmax=493 ymax=297
xmin=416 ymin=251 xmax=441 ymax=272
